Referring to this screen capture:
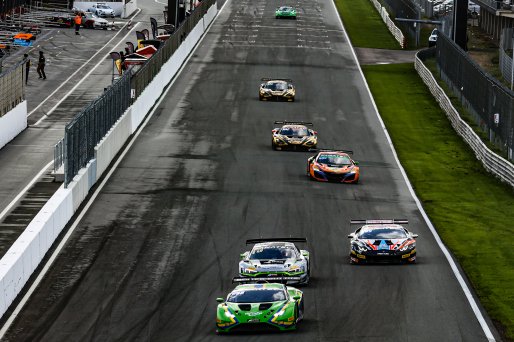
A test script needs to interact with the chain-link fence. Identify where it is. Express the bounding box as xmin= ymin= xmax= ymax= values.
xmin=436 ymin=33 xmax=514 ymax=157
xmin=499 ymin=28 xmax=514 ymax=86
xmin=0 ymin=60 xmax=25 ymax=116
xmin=60 ymin=0 xmax=215 ymax=186
xmin=63 ymin=70 xmax=131 ymax=185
